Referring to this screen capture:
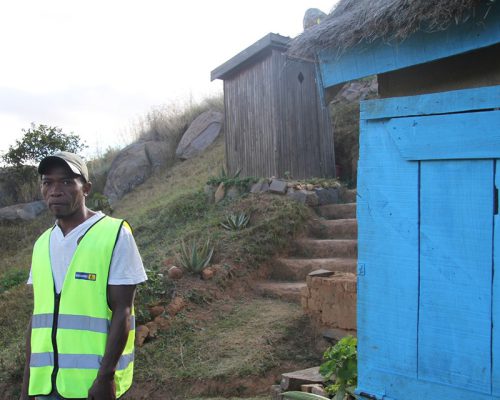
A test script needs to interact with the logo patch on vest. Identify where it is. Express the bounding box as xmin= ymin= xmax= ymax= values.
xmin=75 ymin=272 xmax=97 ymax=281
